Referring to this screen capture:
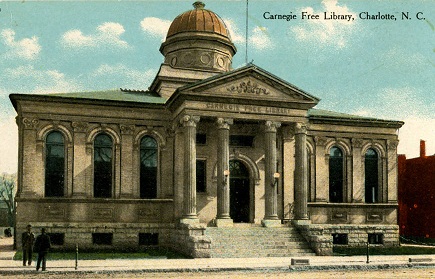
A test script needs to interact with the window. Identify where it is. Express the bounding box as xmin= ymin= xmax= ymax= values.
xmin=47 ymin=233 xmax=65 ymax=246
xmin=45 ymin=131 xmax=65 ymax=197
xmin=139 ymin=233 xmax=159 ymax=246
xmin=94 ymin=133 xmax=113 ymax=198
xmin=365 ymin=148 xmax=379 ymax=203
xmin=229 ymin=135 xmax=254 ymax=147
xmin=196 ymin=133 xmax=207 ymax=145
xmin=329 ymin=146 xmax=344 ymax=203
xmin=332 ymin=233 xmax=348 ymax=245
xmin=196 ymin=160 xmax=206 ymax=193
xmin=140 ymin=136 xmax=158 ymax=198
xmin=92 ymin=233 xmax=113 ymax=245
xmin=368 ymin=233 xmax=383 ymax=245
